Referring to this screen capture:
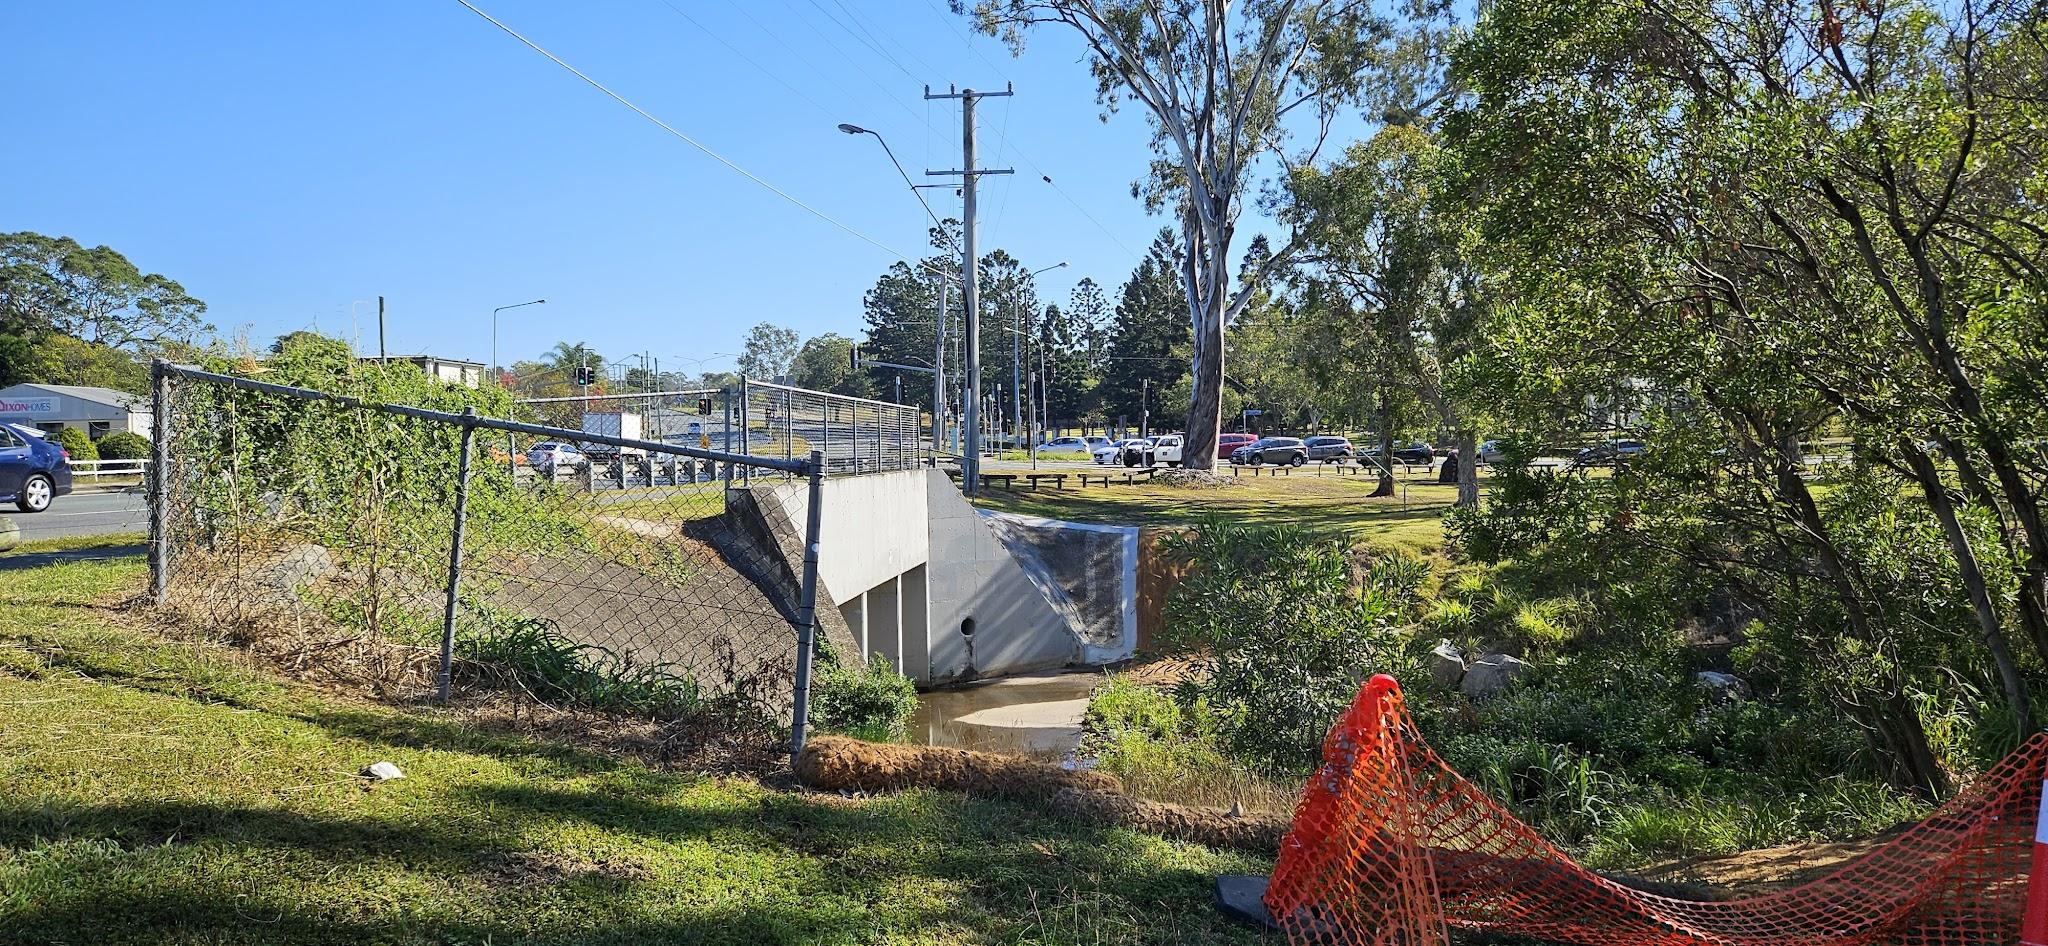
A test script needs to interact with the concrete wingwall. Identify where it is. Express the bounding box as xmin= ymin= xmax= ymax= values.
xmin=743 ymin=469 xmax=1143 ymax=686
